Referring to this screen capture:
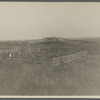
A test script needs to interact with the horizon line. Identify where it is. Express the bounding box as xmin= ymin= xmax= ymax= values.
xmin=0 ymin=36 xmax=100 ymax=42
